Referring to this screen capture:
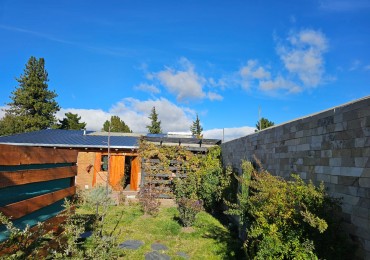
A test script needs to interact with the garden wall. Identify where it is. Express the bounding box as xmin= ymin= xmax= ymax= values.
xmin=221 ymin=96 xmax=370 ymax=258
